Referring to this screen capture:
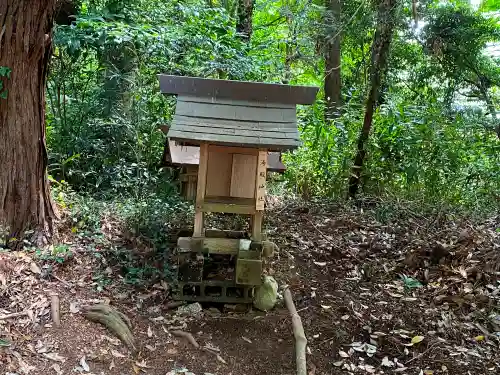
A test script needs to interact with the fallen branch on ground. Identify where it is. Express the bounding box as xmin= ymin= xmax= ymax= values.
xmin=405 ymin=342 xmax=440 ymax=365
xmin=52 ymin=274 xmax=72 ymax=288
xmin=0 ymin=311 xmax=30 ymax=320
xmin=170 ymin=330 xmax=226 ymax=364
xmin=83 ymin=304 xmax=135 ymax=351
xmin=170 ymin=330 xmax=200 ymax=349
xmin=304 ymin=217 xmax=349 ymax=258
xmin=279 ymin=248 xmax=295 ymax=260
xmin=284 ymin=287 xmax=307 ymax=375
